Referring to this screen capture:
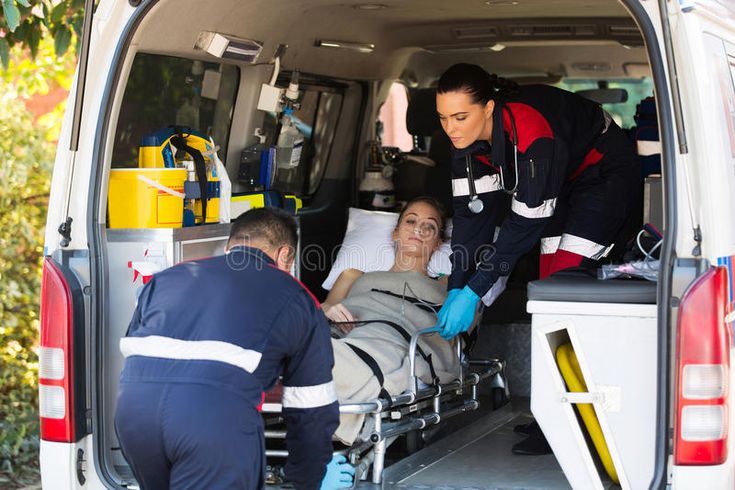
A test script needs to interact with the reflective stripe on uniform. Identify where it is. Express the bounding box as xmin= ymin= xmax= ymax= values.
xmin=637 ymin=140 xmax=662 ymax=156
xmin=558 ymin=233 xmax=614 ymax=260
xmin=540 ymin=236 xmax=561 ymax=255
xmin=511 ymin=197 xmax=557 ymax=219
xmin=119 ymin=335 xmax=263 ymax=373
xmin=452 ymin=174 xmax=503 ymax=197
xmin=282 ymin=381 xmax=338 ymax=409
